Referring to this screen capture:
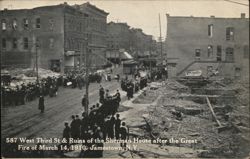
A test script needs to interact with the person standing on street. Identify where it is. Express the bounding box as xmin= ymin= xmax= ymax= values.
xmin=62 ymin=122 xmax=71 ymax=148
xmin=38 ymin=95 xmax=45 ymax=113
xmin=115 ymin=114 xmax=121 ymax=139
xmin=120 ymin=122 xmax=128 ymax=149
xmin=99 ymin=85 xmax=105 ymax=104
